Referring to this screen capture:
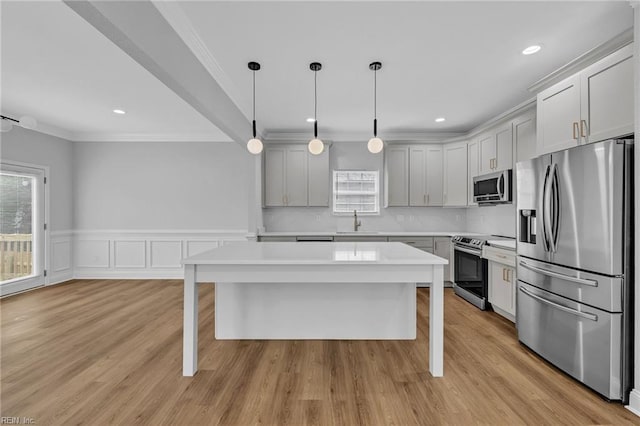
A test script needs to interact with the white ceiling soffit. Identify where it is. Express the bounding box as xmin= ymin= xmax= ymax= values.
xmin=158 ymin=0 xmax=633 ymax=141
xmin=0 ymin=1 xmax=232 ymax=142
